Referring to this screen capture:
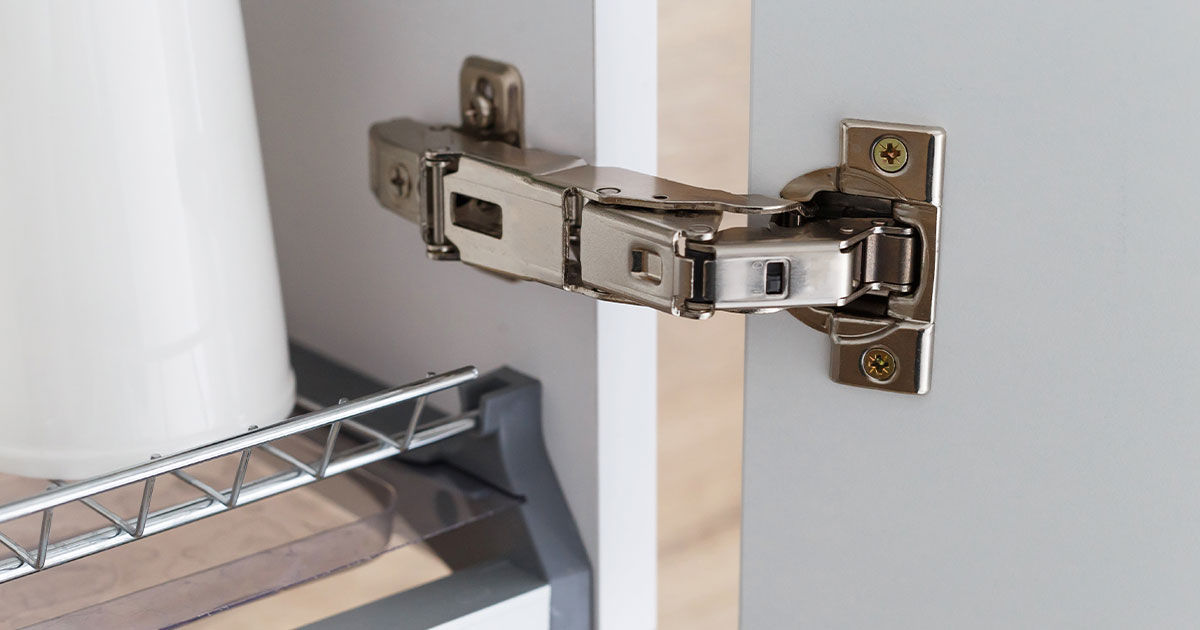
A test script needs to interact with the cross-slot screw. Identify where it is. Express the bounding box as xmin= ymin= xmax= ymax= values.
xmin=871 ymin=135 xmax=908 ymax=174
xmin=861 ymin=347 xmax=898 ymax=382
xmin=389 ymin=164 xmax=411 ymax=199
